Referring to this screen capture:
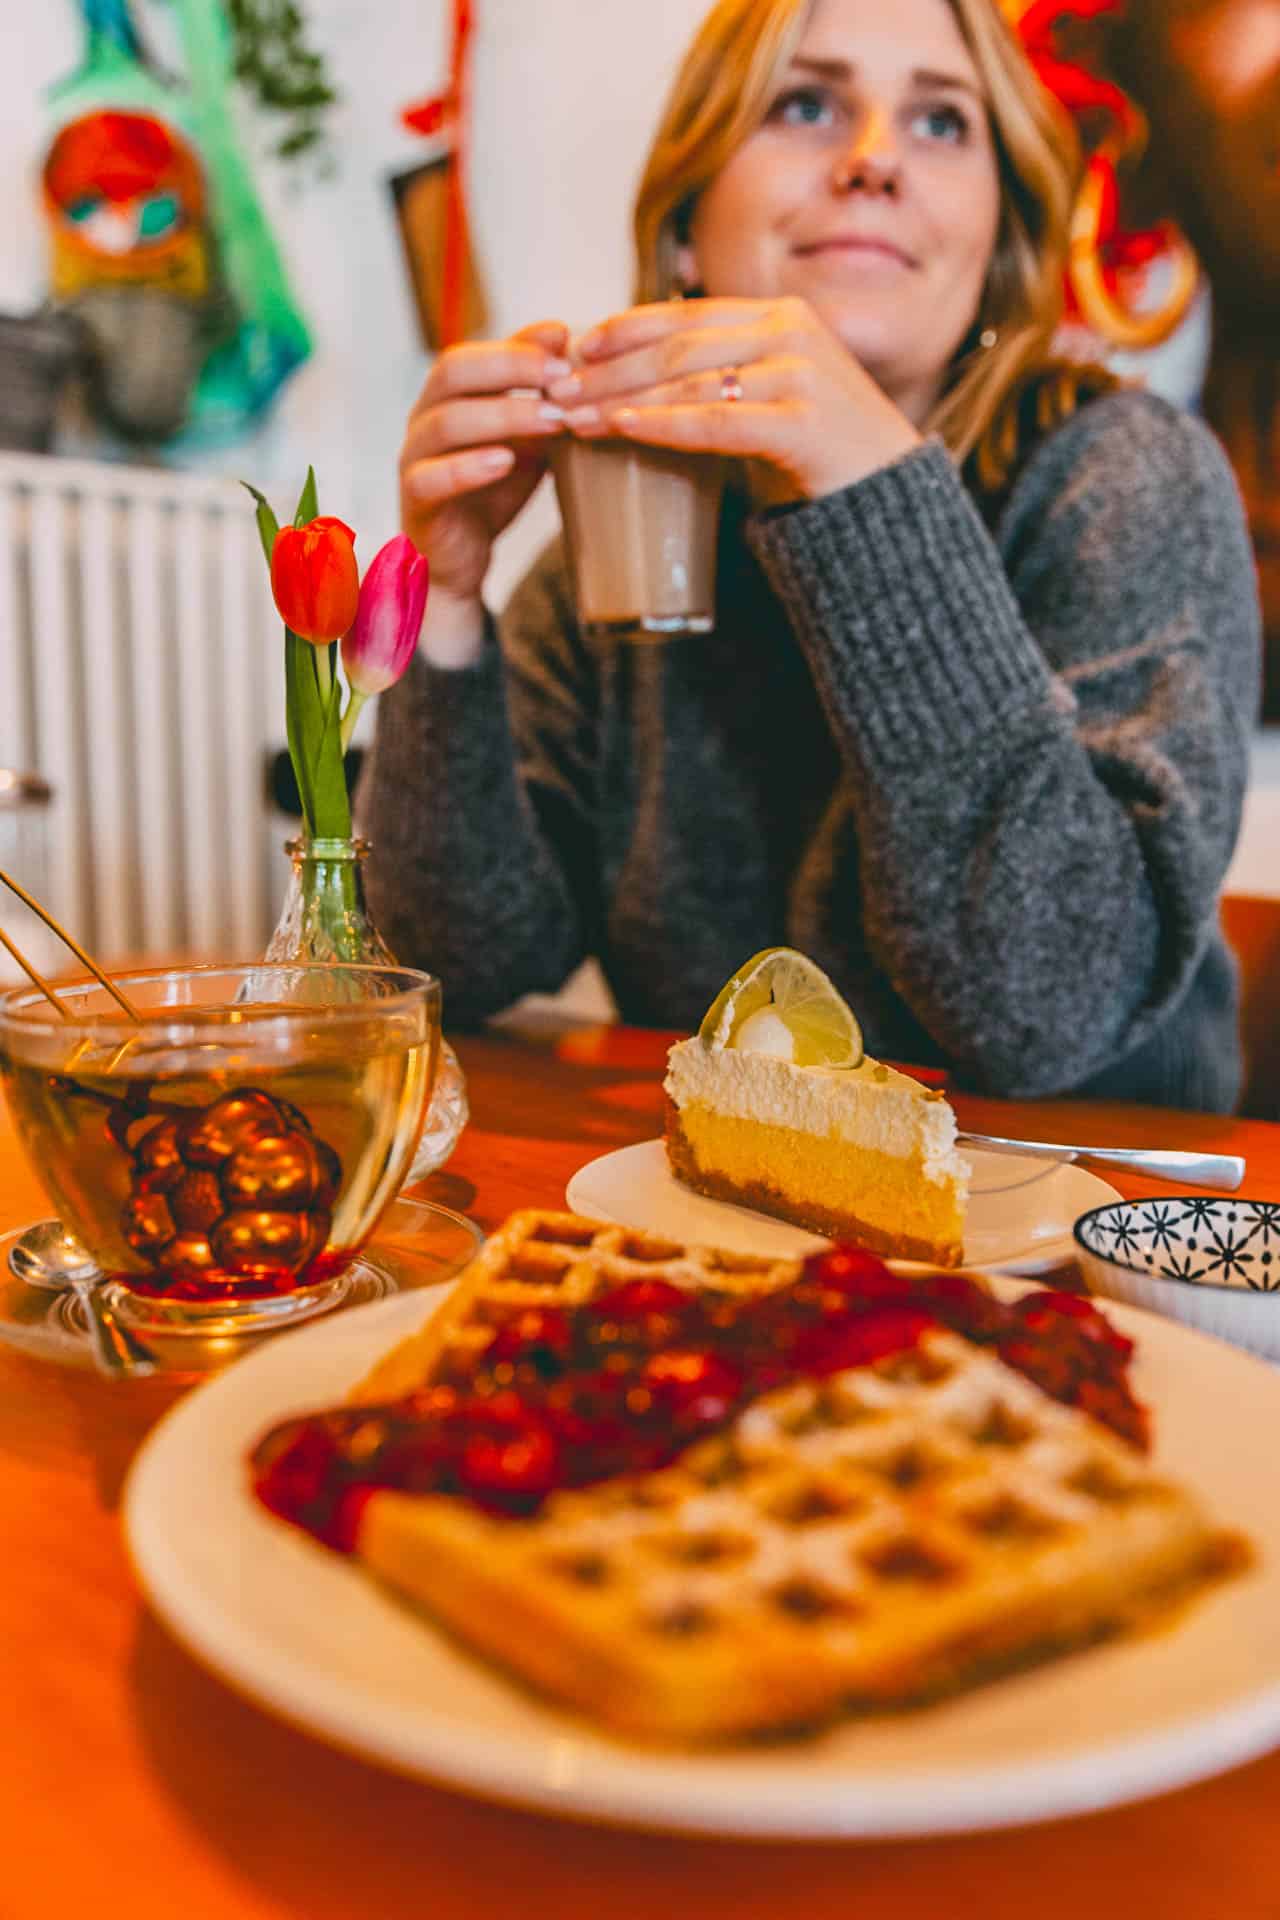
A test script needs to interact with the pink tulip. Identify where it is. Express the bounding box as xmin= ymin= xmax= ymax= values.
xmin=341 ymin=535 xmax=429 ymax=696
